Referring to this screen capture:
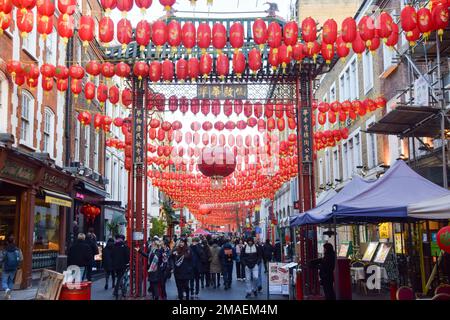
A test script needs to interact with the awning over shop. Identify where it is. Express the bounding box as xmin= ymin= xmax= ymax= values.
xmin=43 ymin=189 xmax=72 ymax=208
xmin=408 ymin=194 xmax=450 ymax=220
xmin=290 ymin=176 xmax=375 ymax=227
xmin=83 ymin=181 xmax=108 ymax=198
xmin=333 ymin=160 xmax=450 ymax=221
xmin=112 ymin=212 xmax=127 ymax=225
xmin=316 ymin=189 xmax=337 ymax=206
